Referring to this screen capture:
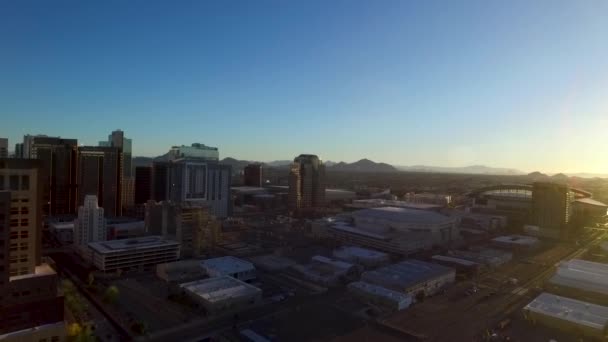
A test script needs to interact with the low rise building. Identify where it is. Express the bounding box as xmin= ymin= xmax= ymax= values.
xmin=547 ymin=259 xmax=608 ymax=302
xmin=450 ymin=248 xmax=512 ymax=268
xmin=348 ymin=281 xmax=412 ymax=311
xmin=347 ymin=199 xmax=443 ymax=212
xmin=491 ymin=235 xmax=539 ymax=250
xmin=250 ymin=254 xmax=296 ymax=272
xmin=431 ymin=255 xmax=481 ymax=275
xmin=88 ymin=236 xmax=180 ymax=272
xmin=404 ymin=192 xmax=452 ymax=206
xmin=49 ymin=221 xmax=74 ymax=244
xmin=107 ymin=220 xmax=145 ymax=240
xmin=523 ymin=292 xmax=608 ymax=340
xmin=180 ymin=276 xmax=262 ymax=314
xmin=361 ymin=259 xmax=455 ymax=299
xmin=332 ymin=246 xmax=390 ymax=269
xmin=156 ymin=259 xmax=206 ymax=283
xmin=292 ymin=256 xmax=358 ymax=287
xmin=351 ymin=207 xmax=459 ymax=246
xmin=201 ymin=256 xmax=256 ymax=282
